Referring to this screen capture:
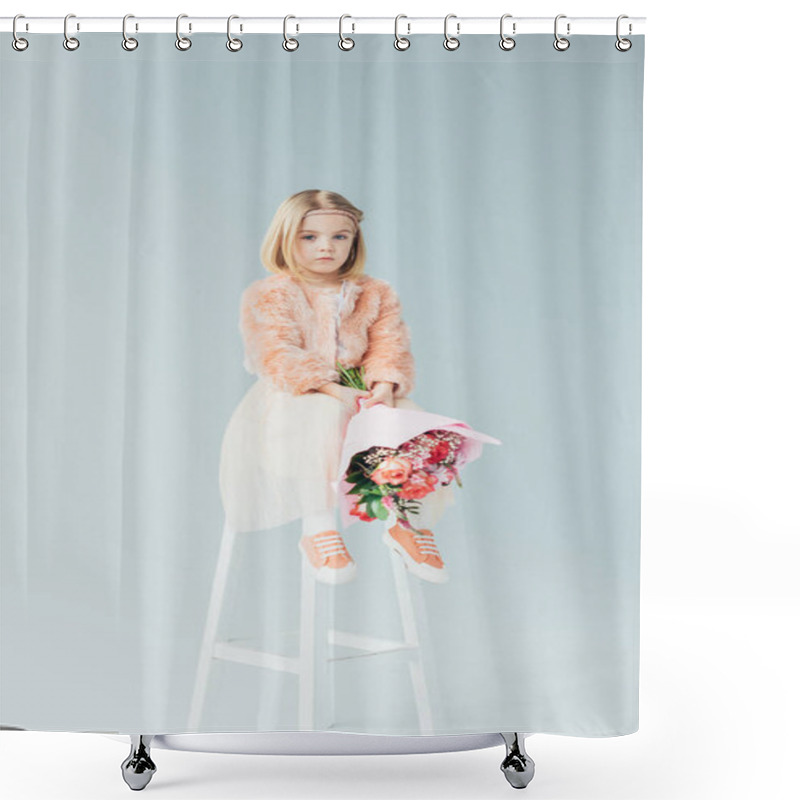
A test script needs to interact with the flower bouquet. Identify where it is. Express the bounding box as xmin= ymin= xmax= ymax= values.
xmin=331 ymin=363 xmax=502 ymax=535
